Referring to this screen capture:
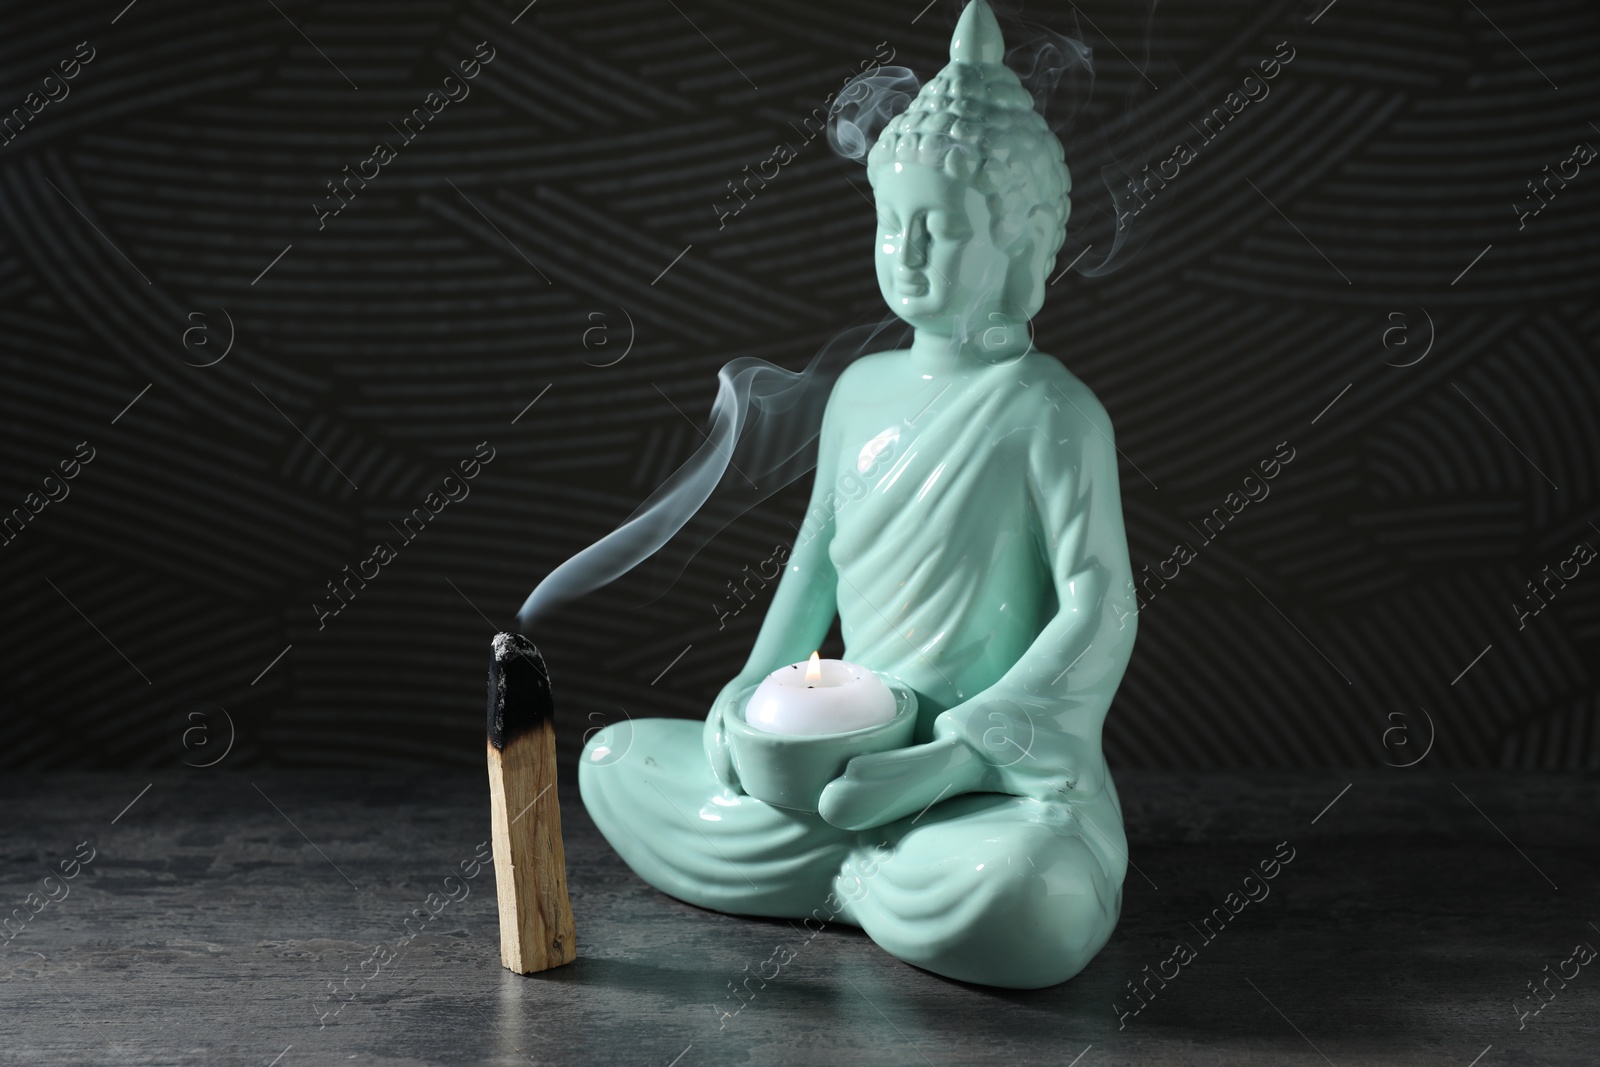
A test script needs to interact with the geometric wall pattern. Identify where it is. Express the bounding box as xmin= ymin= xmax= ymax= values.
xmin=2 ymin=0 xmax=1596 ymax=769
